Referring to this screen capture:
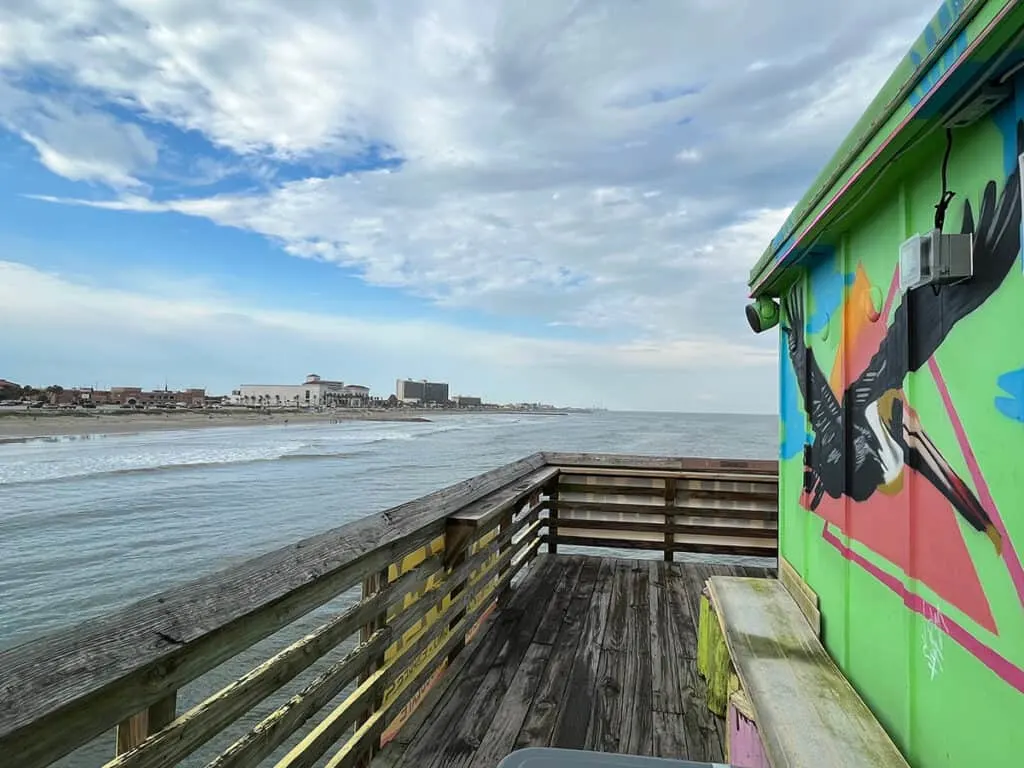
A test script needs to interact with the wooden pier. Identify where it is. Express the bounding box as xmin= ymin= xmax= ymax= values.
xmin=376 ymin=555 xmax=772 ymax=767
xmin=0 ymin=453 xmax=779 ymax=768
